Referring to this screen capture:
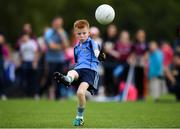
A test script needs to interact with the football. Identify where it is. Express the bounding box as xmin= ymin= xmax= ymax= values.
xmin=95 ymin=4 xmax=115 ymax=25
